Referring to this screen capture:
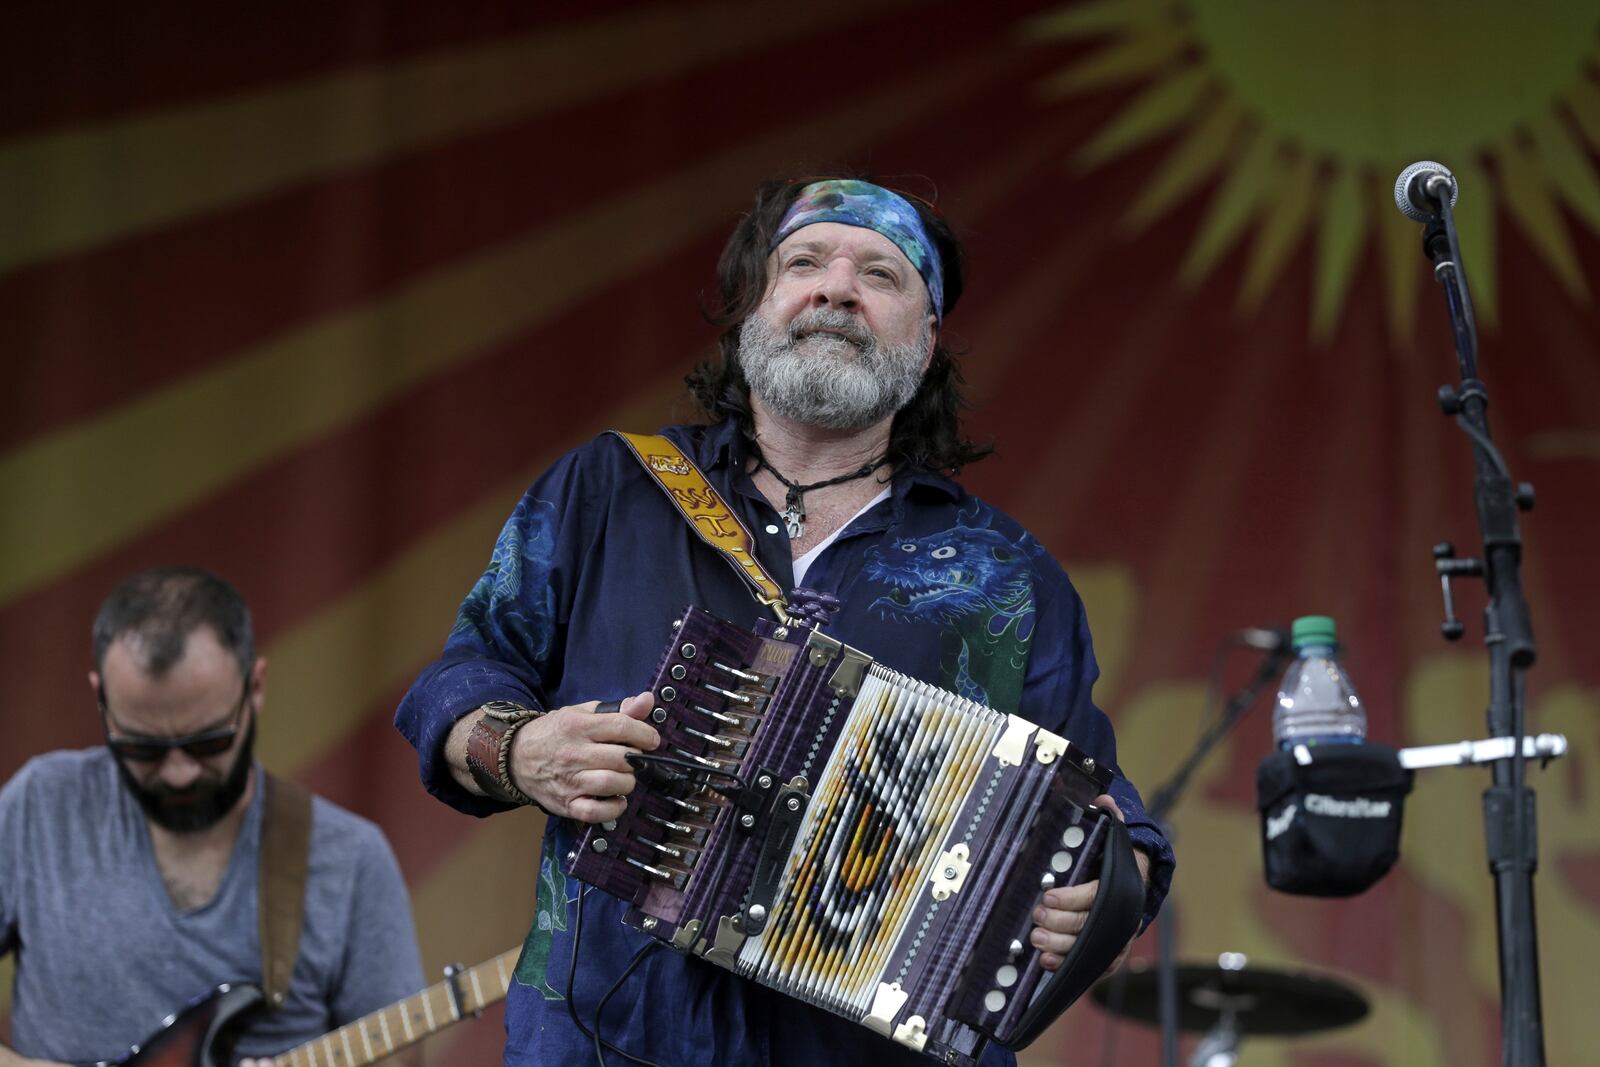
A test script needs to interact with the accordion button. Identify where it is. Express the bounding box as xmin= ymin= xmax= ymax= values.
xmin=984 ymin=991 xmax=1007 ymax=1012
xmin=1062 ymin=826 xmax=1086 ymax=849
xmin=671 ymin=665 xmax=687 ymax=680
xmin=1050 ymin=851 xmax=1074 ymax=873
xmin=996 ymin=965 xmax=1018 ymax=988
xmin=1040 ymin=873 xmax=1056 ymax=890
xmin=681 ymin=643 xmax=697 ymax=658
